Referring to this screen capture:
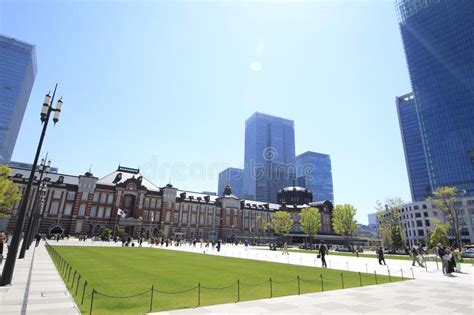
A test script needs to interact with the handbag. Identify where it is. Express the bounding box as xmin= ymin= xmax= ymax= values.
xmin=317 ymin=254 xmax=321 ymax=259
